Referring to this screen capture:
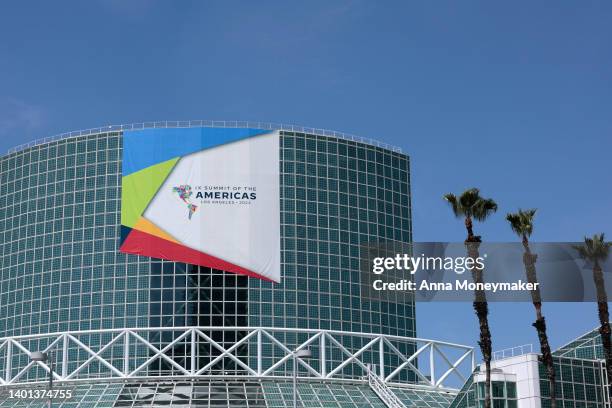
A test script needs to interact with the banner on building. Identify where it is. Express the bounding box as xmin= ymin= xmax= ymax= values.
xmin=120 ymin=127 xmax=281 ymax=282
